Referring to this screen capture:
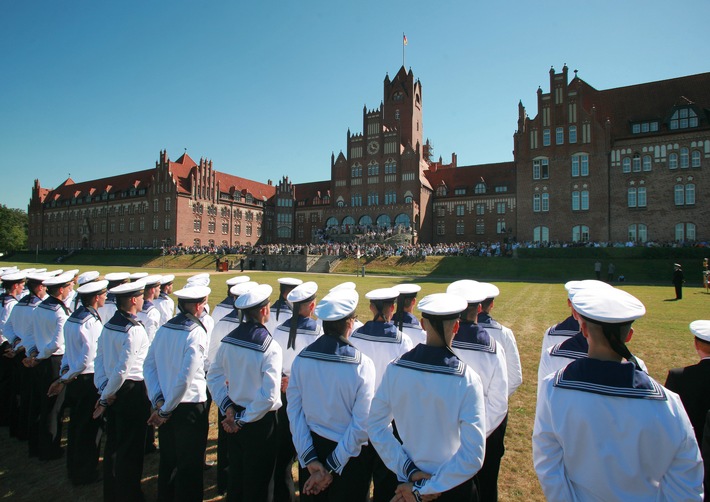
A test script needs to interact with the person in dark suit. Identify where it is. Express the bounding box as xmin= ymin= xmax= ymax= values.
xmin=673 ymin=263 xmax=685 ymax=300
xmin=703 ymin=410 xmax=710 ymax=500
xmin=665 ymin=320 xmax=710 ymax=449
